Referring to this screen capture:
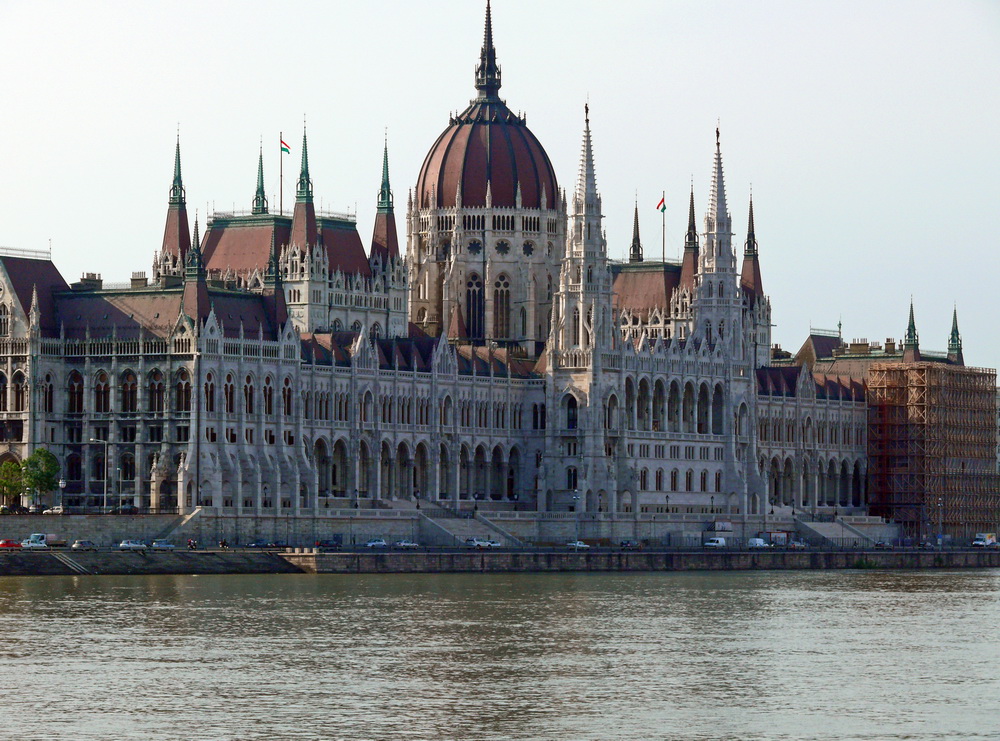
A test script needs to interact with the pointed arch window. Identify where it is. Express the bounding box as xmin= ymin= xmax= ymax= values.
xmin=572 ymin=308 xmax=581 ymax=346
xmin=0 ymin=305 xmax=8 ymax=336
xmin=493 ymin=274 xmax=510 ymax=339
xmin=224 ymin=374 xmax=235 ymax=414
xmin=519 ymin=306 xmax=527 ymax=337
xmin=243 ymin=375 xmax=255 ymax=415
xmin=67 ymin=371 xmax=83 ymax=414
xmin=204 ymin=372 xmax=216 ymax=413
xmin=175 ymin=369 xmax=191 ymax=412
xmin=120 ymin=371 xmax=138 ymax=413
xmin=12 ymin=372 xmax=26 ymax=412
xmin=263 ymin=377 xmax=274 ymax=416
xmin=282 ymin=378 xmax=293 ymax=416
xmin=466 ymin=273 xmax=484 ymax=340
xmin=148 ymin=371 xmax=164 ymax=412
xmin=94 ymin=372 xmax=110 ymax=414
